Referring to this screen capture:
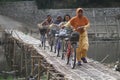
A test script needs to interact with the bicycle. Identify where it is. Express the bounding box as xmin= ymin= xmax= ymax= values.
xmin=55 ymin=28 xmax=67 ymax=57
xmin=61 ymin=28 xmax=73 ymax=60
xmin=48 ymin=29 xmax=57 ymax=52
xmin=48 ymin=24 xmax=60 ymax=52
xmin=65 ymin=31 xmax=80 ymax=69
xmin=55 ymin=34 xmax=67 ymax=58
